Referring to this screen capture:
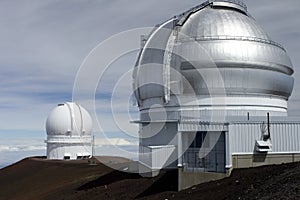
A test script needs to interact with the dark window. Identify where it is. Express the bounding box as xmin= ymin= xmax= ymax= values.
xmin=64 ymin=156 xmax=70 ymax=160
xmin=190 ymin=132 xmax=208 ymax=148
xmin=257 ymin=146 xmax=270 ymax=149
